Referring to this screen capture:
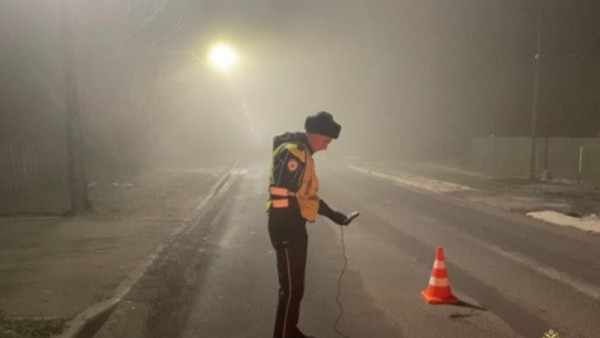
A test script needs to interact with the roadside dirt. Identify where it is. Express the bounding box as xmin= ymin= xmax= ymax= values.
xmin=86 ymin=168 xmax=225 ymax=220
